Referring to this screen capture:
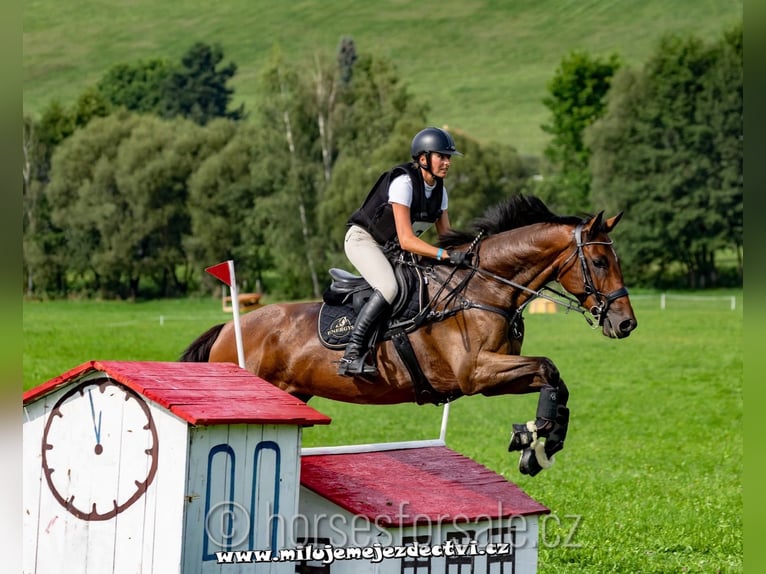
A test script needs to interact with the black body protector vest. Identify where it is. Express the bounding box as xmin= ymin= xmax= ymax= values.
xmin=348 ymin=163 xmax=444 ymax=246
